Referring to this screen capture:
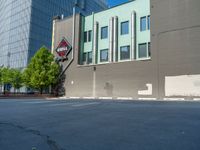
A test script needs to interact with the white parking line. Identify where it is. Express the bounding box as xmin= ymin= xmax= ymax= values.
xmin=22 ymin=101 xmax=53 ymax=104
xmin=47 ymin=103 xmax=77 ymax=107
xmin=72 ymin=102 xmax=100 ymax=107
